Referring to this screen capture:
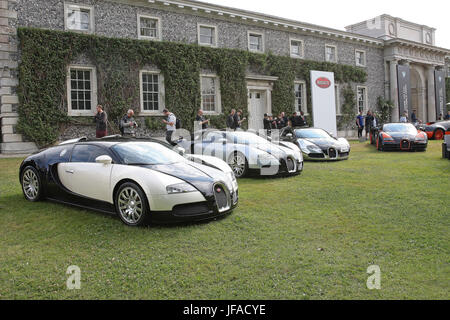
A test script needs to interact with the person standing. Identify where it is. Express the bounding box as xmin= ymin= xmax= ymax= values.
xmin=400 ymin=111 xmax=408 ymax=123
xmin=438 ymin=113 xmax=443 ymax=121
xmin=234 ymin=109 xmax=246 ymax=130
xmin=195 ymin=109 xmax=209 ymax=130
xmin=162 ymin=109 xmax=177 ymax=146
xmin=411 ymin=109 xmax=418 ymax=123
xmin=365 ymin=110 xmax=374 ymax=139
xmin=445 ymin=110 xmax=450 ymax=120
xmin=299 ymin=111 xmax=307 ymax=127
xmin=263 ymin=113 xmax=272 ymax=134
xmin=227 ymin=109 xmax=236 ymax=130
xmin=93 ymin=105 xmax=107 ymax=138
xmin=120 ymin=109 xmax=138 ymax=137
xmin=356 ymin=111 xmax=364 ymax=139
